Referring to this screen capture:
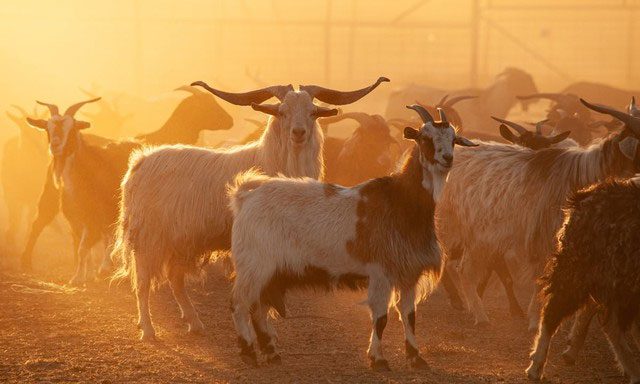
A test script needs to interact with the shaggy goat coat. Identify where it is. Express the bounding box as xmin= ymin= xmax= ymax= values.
xmin=437 ymin=134 xmax=635 ymax=272
xmin=112 ymin=116 xmax=324 ymax=286
xmin=527 ymin=178 xmax=640 ymax=382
